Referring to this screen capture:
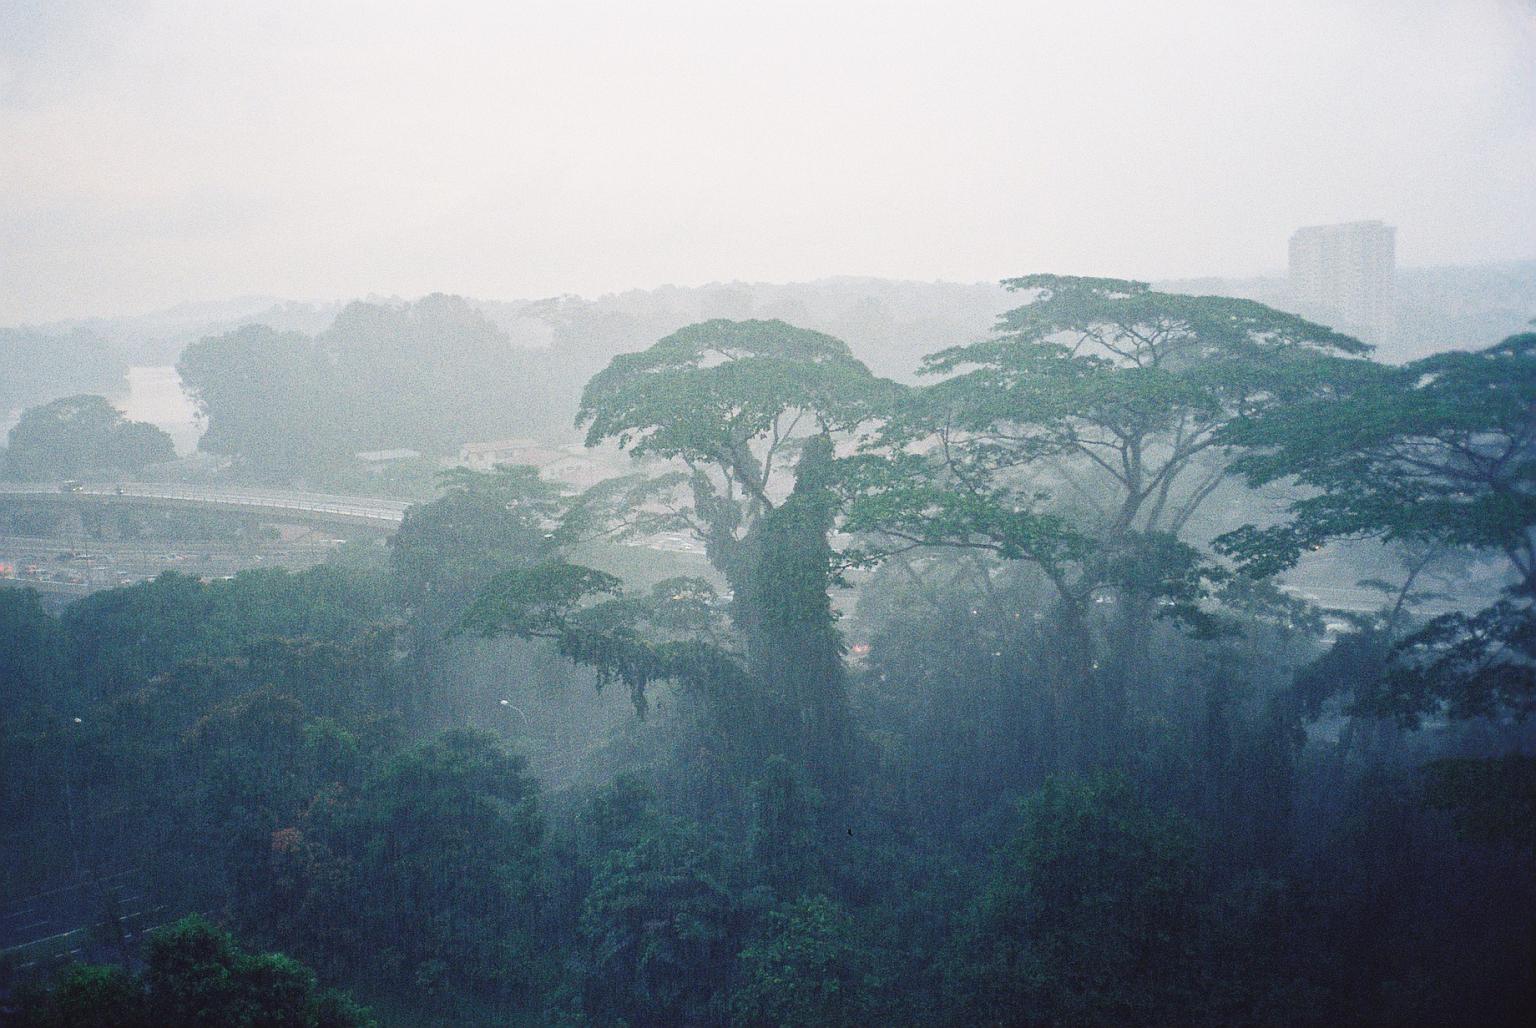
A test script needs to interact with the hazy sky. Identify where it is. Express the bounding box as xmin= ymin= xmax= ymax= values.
xmin=2 ymin=0 xmax=1533 ymax=322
